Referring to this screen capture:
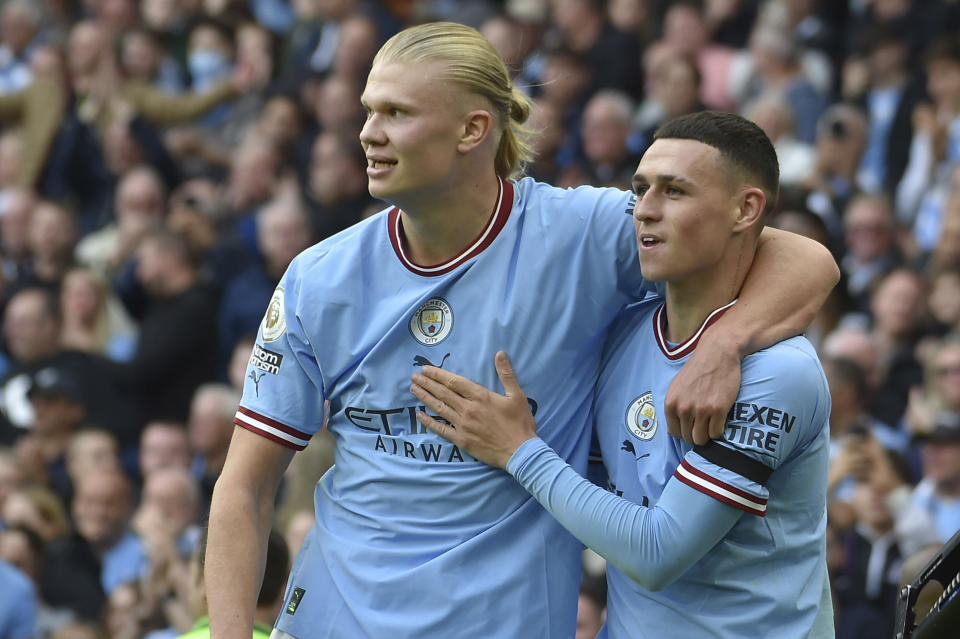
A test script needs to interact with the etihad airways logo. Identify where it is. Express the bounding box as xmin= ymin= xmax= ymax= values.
xmin=346 ymin=397 xmax=539 ymax=463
